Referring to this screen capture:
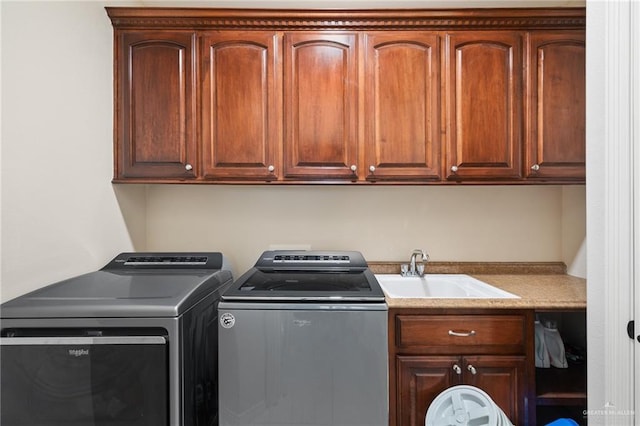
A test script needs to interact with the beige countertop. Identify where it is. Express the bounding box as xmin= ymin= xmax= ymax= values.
xmin=369 ymin=262 xmax=586 ymax=311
